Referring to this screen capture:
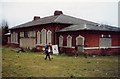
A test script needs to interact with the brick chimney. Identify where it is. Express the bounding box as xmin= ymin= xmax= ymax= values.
xmin=54 ymin=10 xmax=63 ymax=16
xmin=33 ymin=16 xmax=40 ymax=20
